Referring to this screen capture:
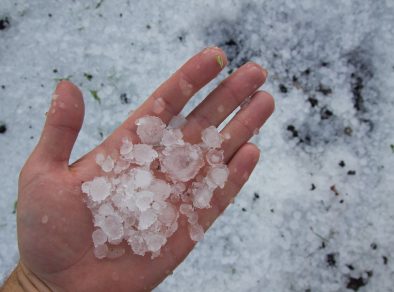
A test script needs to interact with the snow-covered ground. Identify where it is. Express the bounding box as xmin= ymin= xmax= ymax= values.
xmin=1 ymin=0 xmax=394 ymax=291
